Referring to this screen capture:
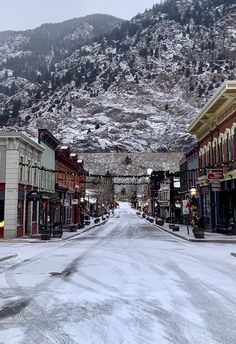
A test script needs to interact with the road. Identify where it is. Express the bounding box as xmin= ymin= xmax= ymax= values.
xmin=0 ymin=202 xmax=236 ymax=344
